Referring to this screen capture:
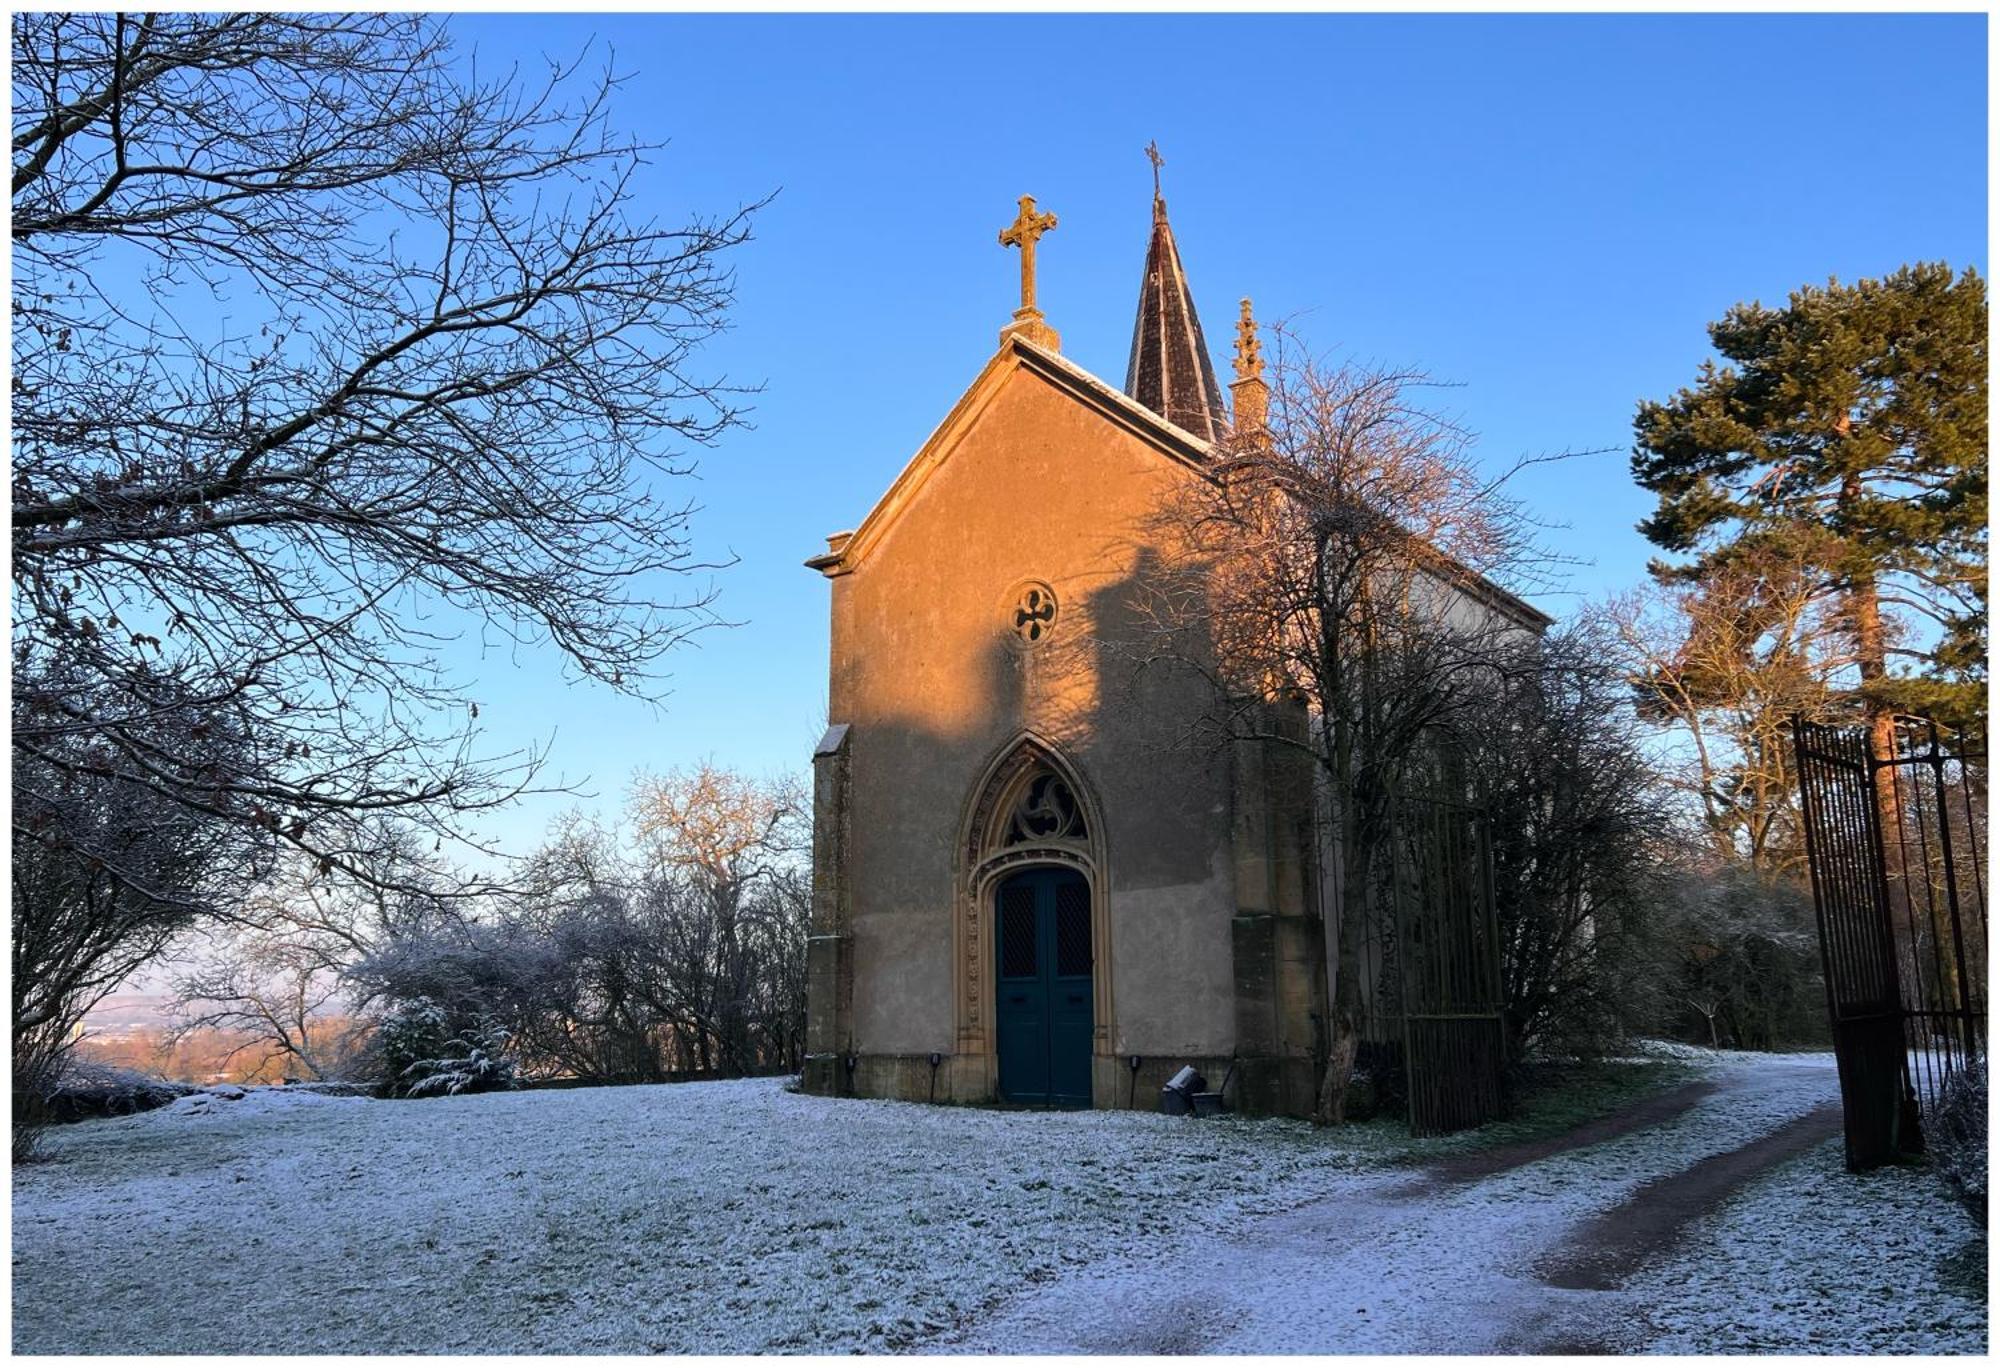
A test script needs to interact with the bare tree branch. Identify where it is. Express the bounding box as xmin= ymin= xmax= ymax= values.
xmin=13 ymin=13 xmax=765 ymax=887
